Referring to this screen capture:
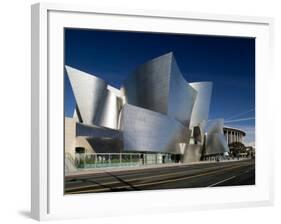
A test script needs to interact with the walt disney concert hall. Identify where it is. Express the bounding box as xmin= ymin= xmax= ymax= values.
xmin=65 ymin=52 xmax=230 ymax=168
